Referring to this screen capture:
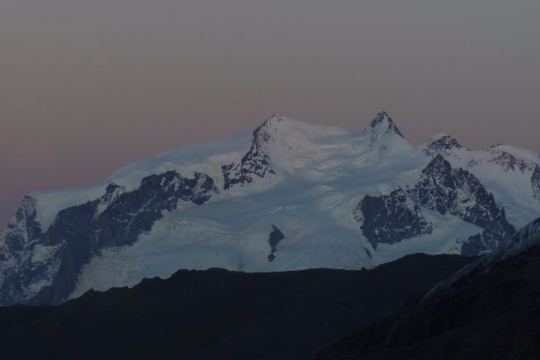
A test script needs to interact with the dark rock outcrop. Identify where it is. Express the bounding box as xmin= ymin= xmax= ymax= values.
xmin=355 ymin=190 xmax=432 ymax=249
xmin=267 ymin=225 xmax=285 ymax=262
xmin=222 ymin=117 xmax=277 ymax=190
xmin=532 ymin=165 xmax=540 ymax=202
